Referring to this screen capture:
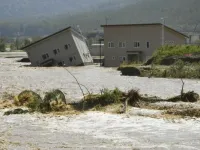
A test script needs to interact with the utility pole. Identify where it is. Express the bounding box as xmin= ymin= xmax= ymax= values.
xmin=193 ymin=23 xmax=199 ymax=33
xmin=99 ymin=38 xmax=104 ymax=67
xmin=105 ymin=17 xmax=110 ymax=25
xmin=16 ymin=32 xmax=20 ymax=50
xmin=161 ymin=17 xmax=165 ymax=46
